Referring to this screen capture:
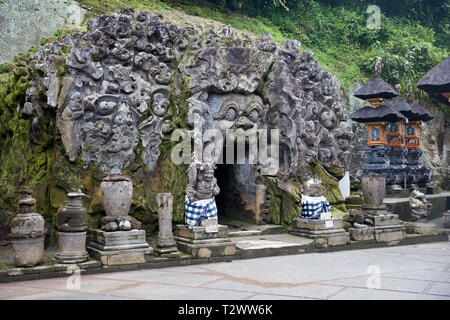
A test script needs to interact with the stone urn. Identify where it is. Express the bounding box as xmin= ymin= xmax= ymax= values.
xmin=362 ymin=174 xmax=386 ymax=206
xmin=101 ymin=175 xmax=133 ymax=217
xmin=9 ymin=187 xmax=45 ymax=267
xmin=54 ymin=190 xmax=89 ymax=264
